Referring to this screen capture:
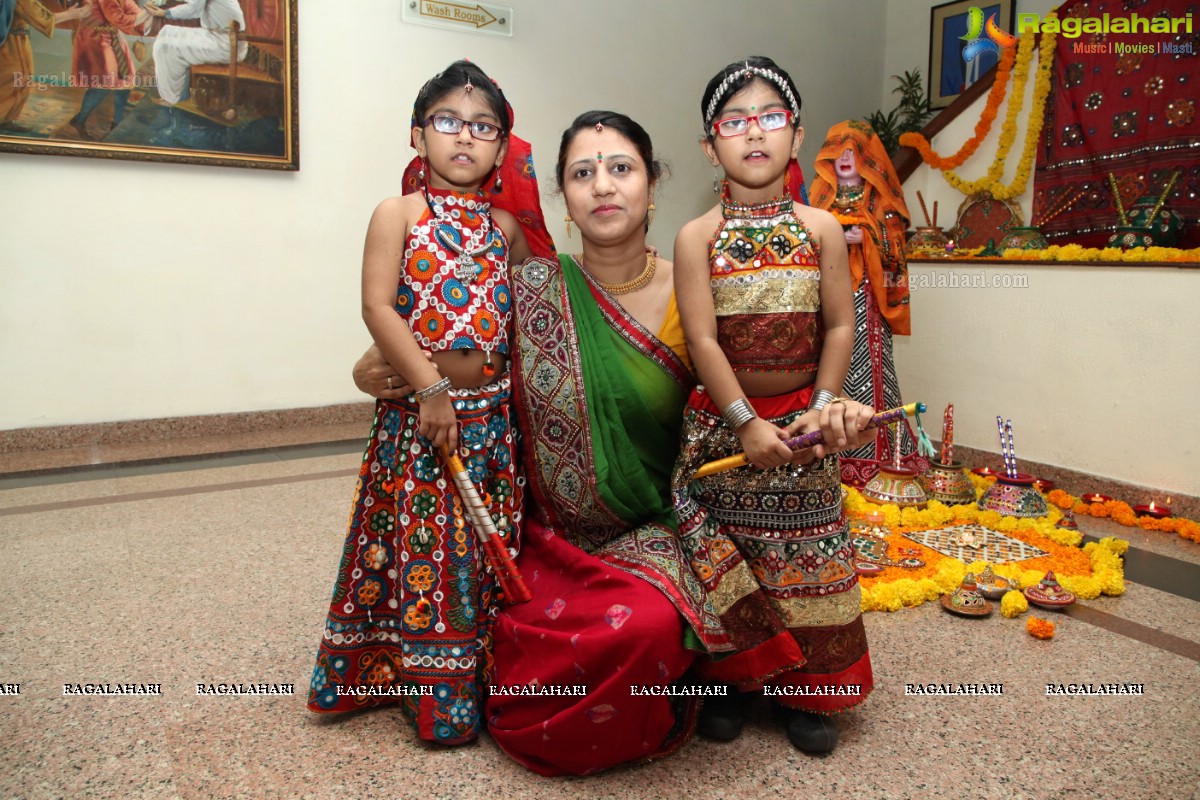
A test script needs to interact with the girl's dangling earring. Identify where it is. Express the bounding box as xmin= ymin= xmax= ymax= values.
xmin=565 ymin=214 xmax=573 ymax=239
xmin=647 ymin=201 xmax=656 ymax=229
xmin=712 ymin=170 xmax=721 ymax=195
xmin=493 ymin=173 xmax=503 ymax=193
